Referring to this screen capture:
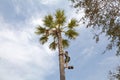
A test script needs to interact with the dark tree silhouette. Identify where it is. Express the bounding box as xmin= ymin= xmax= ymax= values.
xmin=70 ymin=0 xmax=120 ymax=55
xmin=109 ymin=66 xmax=120 ymax=80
